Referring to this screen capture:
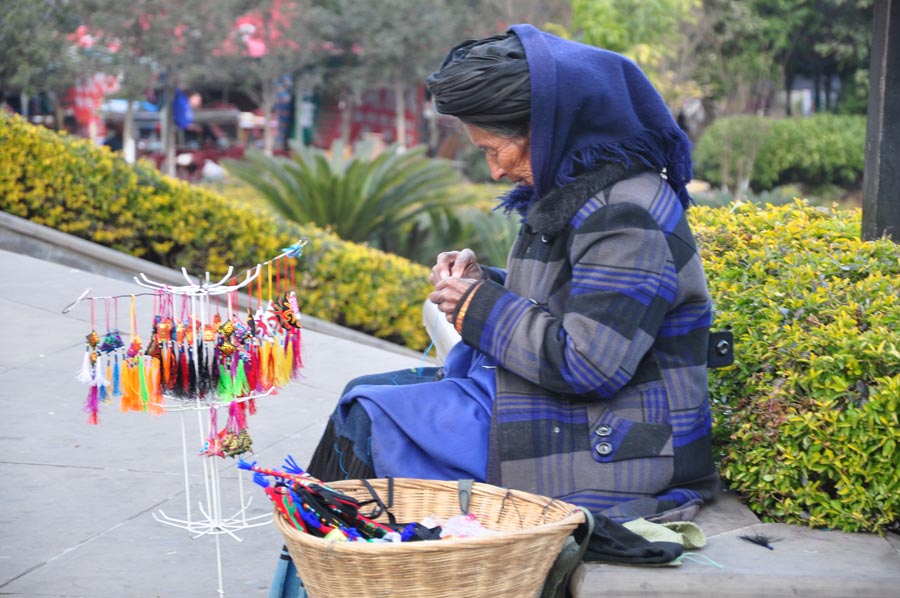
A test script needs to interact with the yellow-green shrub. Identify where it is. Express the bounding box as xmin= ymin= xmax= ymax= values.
xmin=0 ymin=114 xmax=429 ymax=349
xmin=691 ymin=200 xmax=900 ymax=533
